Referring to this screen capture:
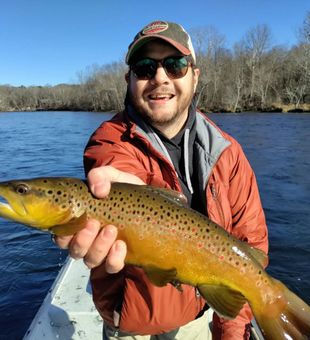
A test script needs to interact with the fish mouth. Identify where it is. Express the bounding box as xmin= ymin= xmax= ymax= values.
xmin=0 ymin=195 xmax=12 ymax=211
xmin=0 ymin=193 xmax=27 ymax=220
